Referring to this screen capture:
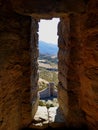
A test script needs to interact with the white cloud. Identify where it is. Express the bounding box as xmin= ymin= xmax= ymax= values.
xmin=38 ymin=18 xmax=60 ymax=44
